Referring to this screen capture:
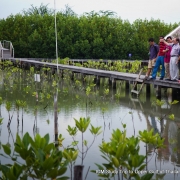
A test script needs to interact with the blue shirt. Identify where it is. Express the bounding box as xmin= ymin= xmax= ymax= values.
xmin=149 ymin=44 xmax=159 ymax=60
